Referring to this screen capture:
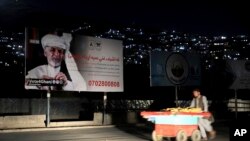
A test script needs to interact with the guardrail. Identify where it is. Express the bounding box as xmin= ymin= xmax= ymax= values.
xmin=227 ymin=99 xmax=250 ymax=112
